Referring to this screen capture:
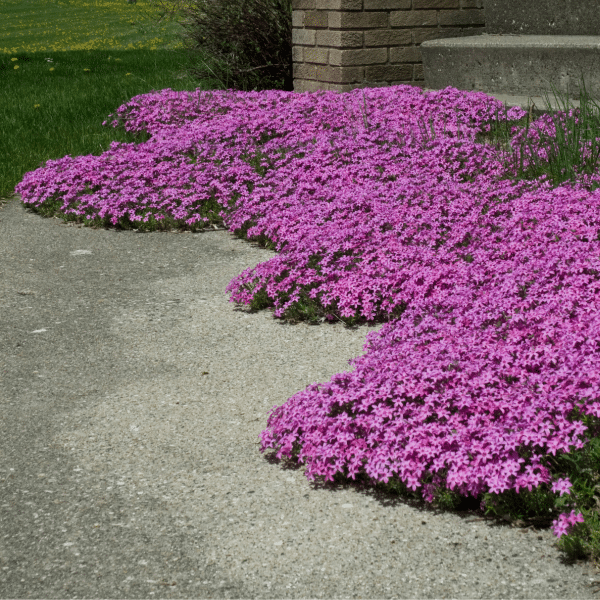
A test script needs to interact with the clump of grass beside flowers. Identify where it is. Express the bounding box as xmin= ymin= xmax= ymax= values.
xmin=479 ymin=79 xmax=600 ymax=191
